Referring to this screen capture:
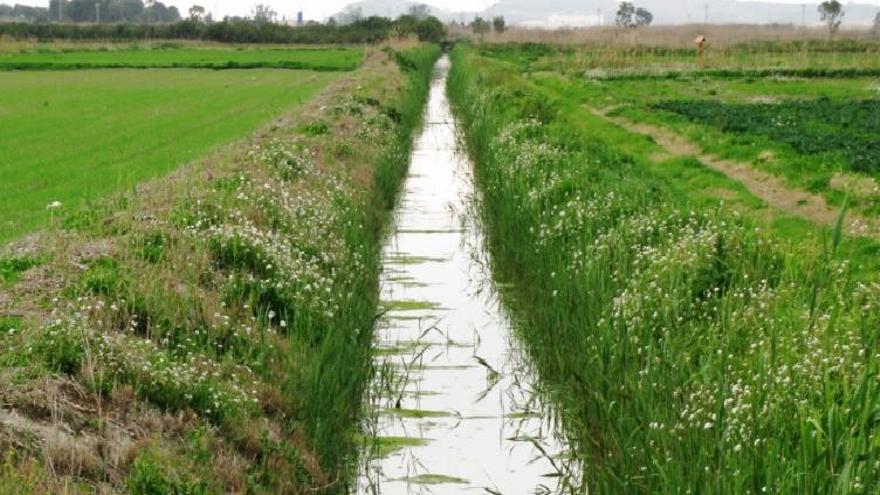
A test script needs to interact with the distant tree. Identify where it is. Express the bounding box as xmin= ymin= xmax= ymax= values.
xmin=635 ymin=7 xmax=653 ymax=26
xmin=416 ymin=15 xmax=445 ymax=41
xmin=327 ymin=16 xmax=337 ymax=26
xmin=394 ymin=13 xmax=418 ymax=35
xmin=408 ymin=3 xmax=430 ymax=20
xmin=615 ymin=1 xmax=636 ymax=28
xmin=873 ymin=11 xmax=880 ymax=36
xmin=471 ymin=16 xmax=490 ymax=35
xmin=188 ymin=4 xmax=205 ymax=21
xmin=818 ymin=0 xmax=844 ymax=37
xmin=252 ymin=3 xmax=275 ymax=23
xmin=492 ymin=15 xmax=506 ymax=33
